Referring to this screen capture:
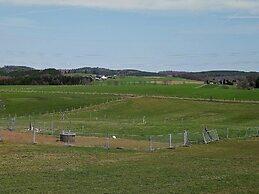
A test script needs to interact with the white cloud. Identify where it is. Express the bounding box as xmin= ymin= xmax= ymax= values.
xmin=1 ymin=0 xmax=259 ymax=12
